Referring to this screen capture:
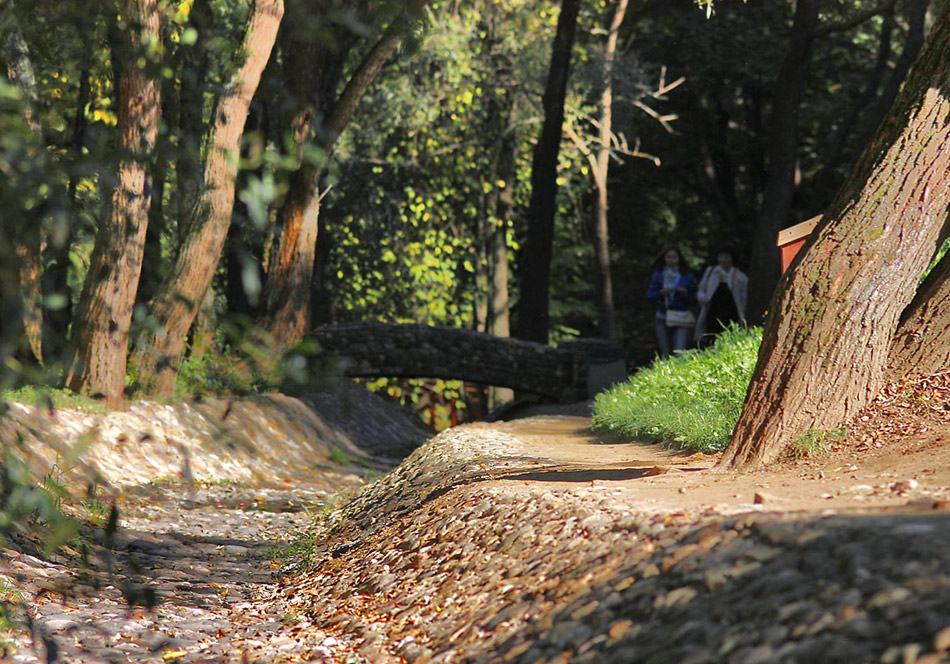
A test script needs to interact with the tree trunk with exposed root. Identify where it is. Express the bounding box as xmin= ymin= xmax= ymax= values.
xmin=721 ymin=4 xmax=950 ymax=467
